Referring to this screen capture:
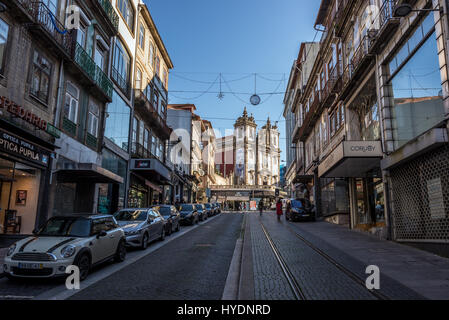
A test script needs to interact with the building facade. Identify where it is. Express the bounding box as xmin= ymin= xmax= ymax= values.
xmin=288 ymin=0 xmax=449 ymax=254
